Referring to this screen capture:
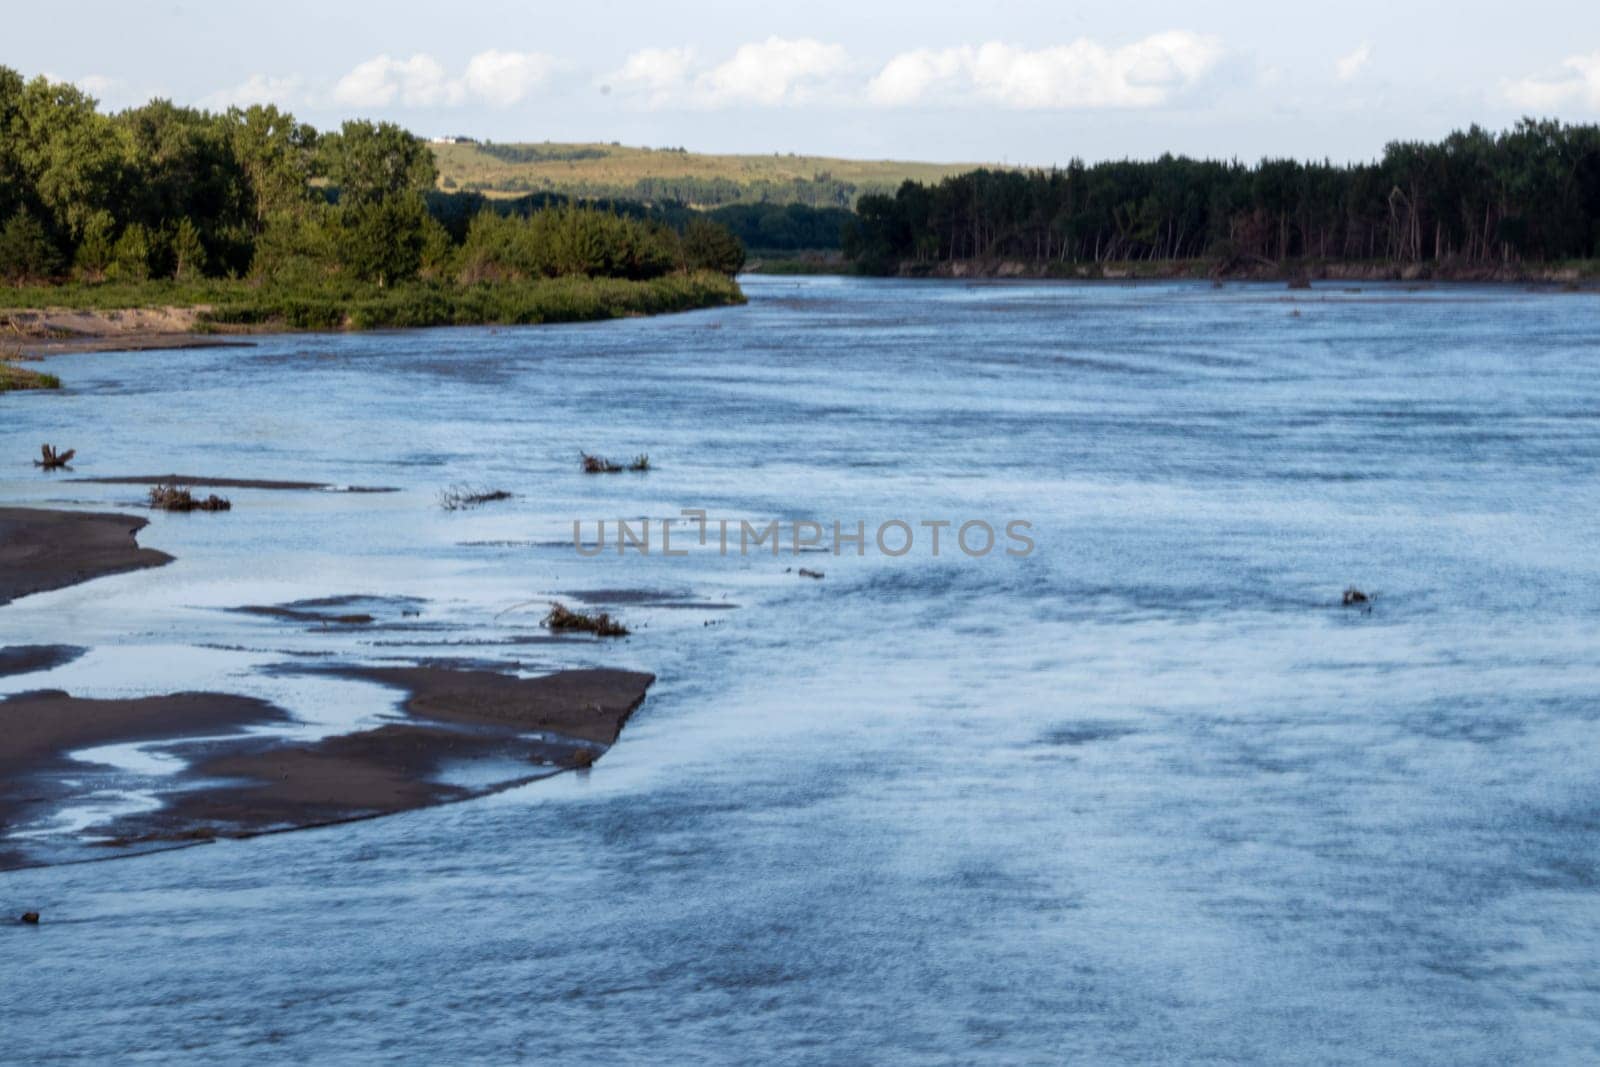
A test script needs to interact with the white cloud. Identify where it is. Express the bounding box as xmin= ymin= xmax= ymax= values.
xmin=320 ymin=50 xmax=557 ymax=110
xmin=866 ymin=32 xmax=1223 ymax=109
xmin=607 ymin=47 xmax=696 ymax=107
xmin=334 ymin=54 xmax=461 ymax=108
xmin=462 ymin=50 xmax=554 ymax=108
xmin=865 ymin=49 xmax=968 ymax=108
xmin=609 ymin=38 xmax=849 ymax=108
xmin=200 ymin=74 xmax=304 ymax=110
xmin=697 ymin=37 xmax=848 ymax=106
xmin=1503 ymin=51 xmax=1600 ymax=110
xmin=1335 ymin=43 xmax=1373 ymax=82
